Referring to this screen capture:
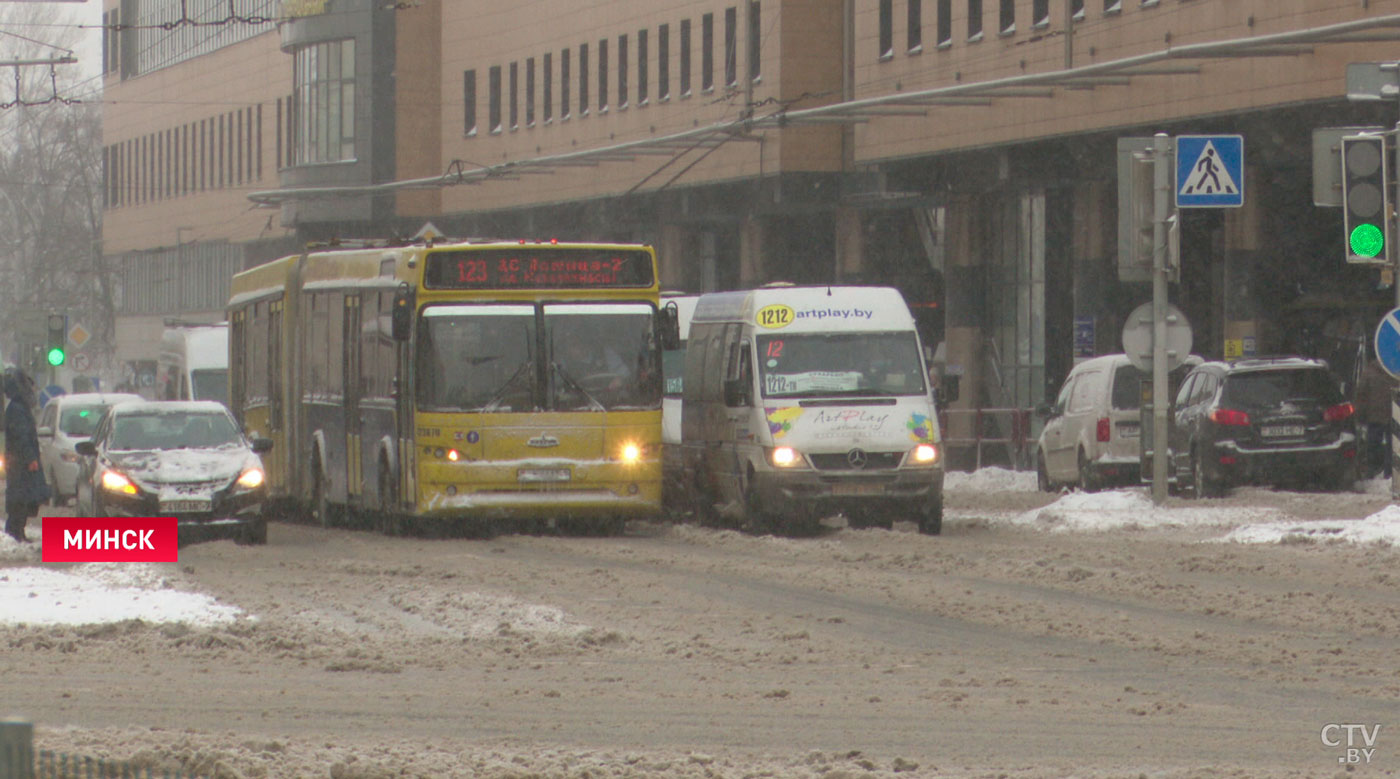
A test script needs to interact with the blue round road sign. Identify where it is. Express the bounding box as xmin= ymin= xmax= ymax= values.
xmin=1374 ymin=307 xmax=1400 ymax=379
